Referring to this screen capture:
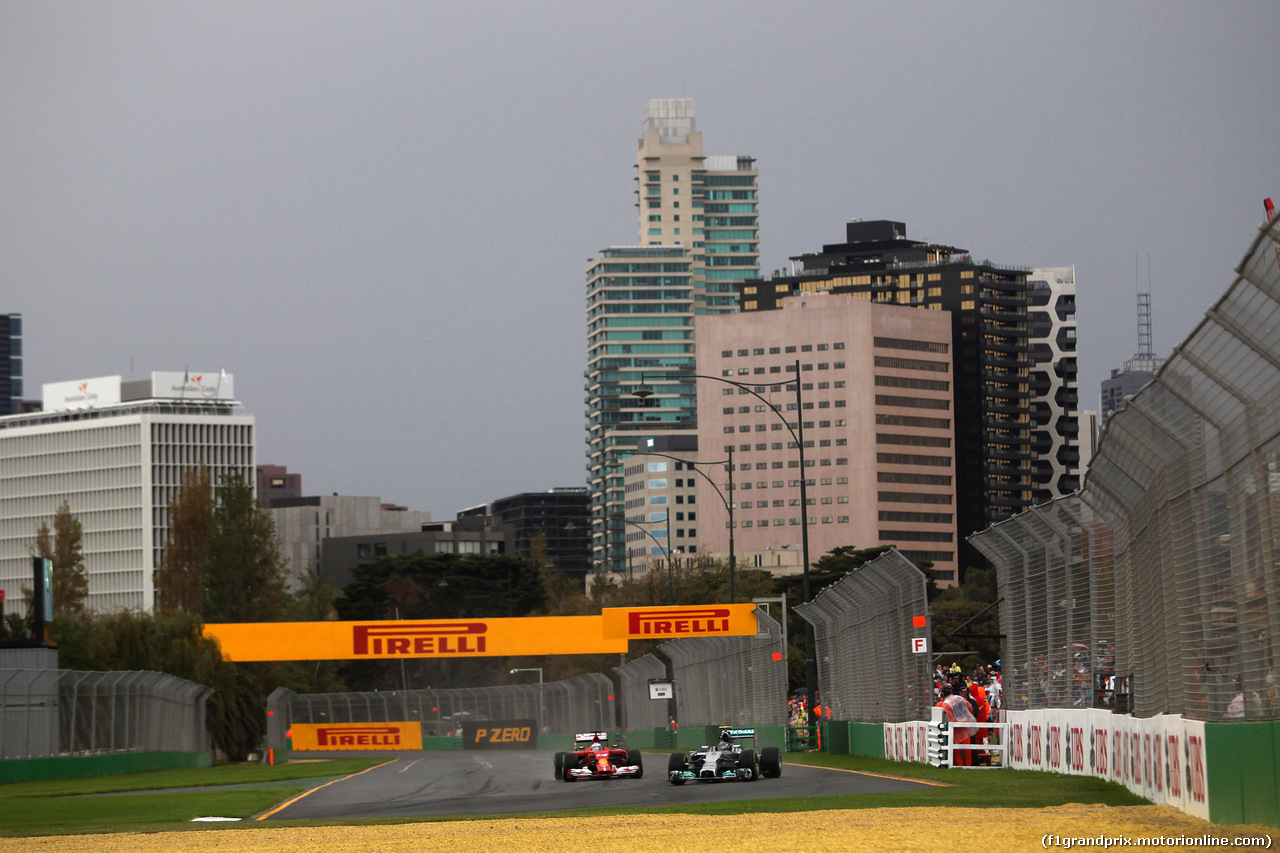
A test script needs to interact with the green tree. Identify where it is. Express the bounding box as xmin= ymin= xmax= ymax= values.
xmin=201 ymin=474 xmax=289 ymax=623
xmin=929 ymin=565 xmax=1002 ymax=671
xmin=335 ymin=551 xmax=549 ymax=691
xmin=33 ymin=500 xmax=89 ymax=617
xmin=156 ymin=465 xmax=213 ymax=613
